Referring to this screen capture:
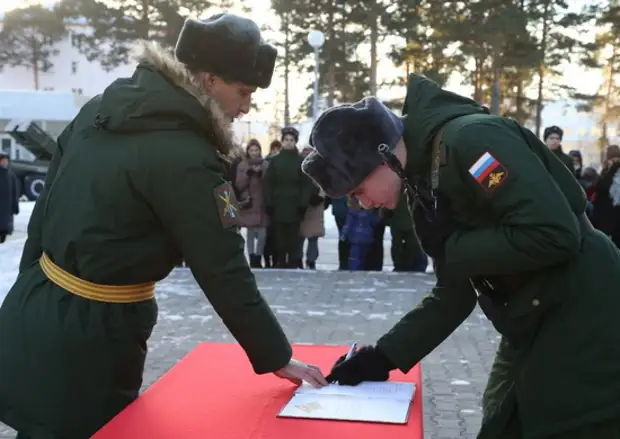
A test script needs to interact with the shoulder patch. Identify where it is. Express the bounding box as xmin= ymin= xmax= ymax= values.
xmin=214 ymin=182 xmax=239 ymax=228
xmin=468 ymin=152 xmax=508 ymax=191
